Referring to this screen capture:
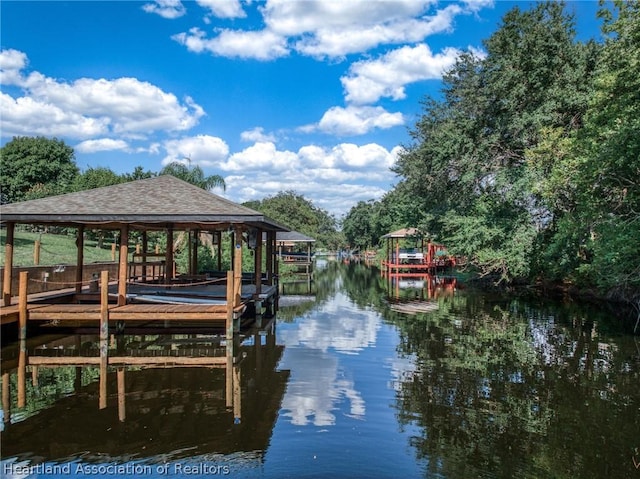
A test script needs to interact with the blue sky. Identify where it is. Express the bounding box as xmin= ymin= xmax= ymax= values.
xmin=1 ymin=1 xmax=604 ymax=219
